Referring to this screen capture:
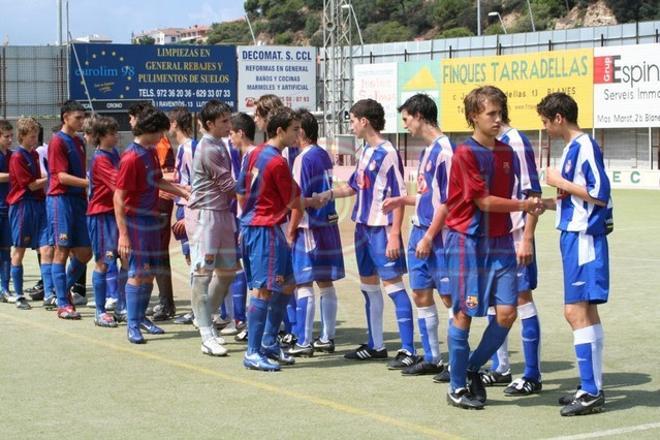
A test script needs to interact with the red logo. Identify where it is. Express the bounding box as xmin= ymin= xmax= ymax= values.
xmin=593 ymin=55 xmax=618 ymax=84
